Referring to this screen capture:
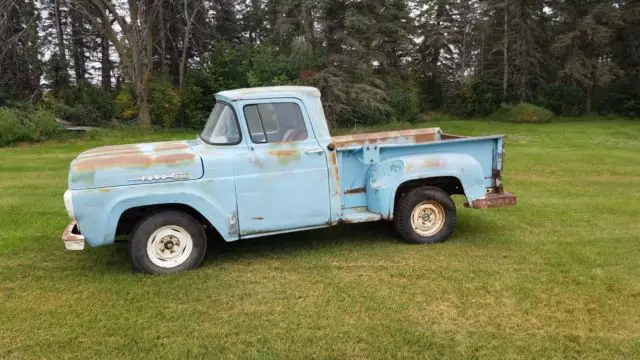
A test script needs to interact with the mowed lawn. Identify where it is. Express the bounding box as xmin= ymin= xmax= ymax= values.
xmin=1 ymin=119 xmax=639 ymax=359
